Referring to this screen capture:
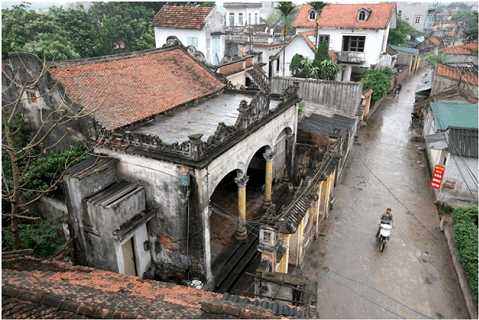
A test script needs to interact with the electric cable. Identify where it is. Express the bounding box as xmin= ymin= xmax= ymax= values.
xmin=209 ymin=199 xmax=434 ymax=319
